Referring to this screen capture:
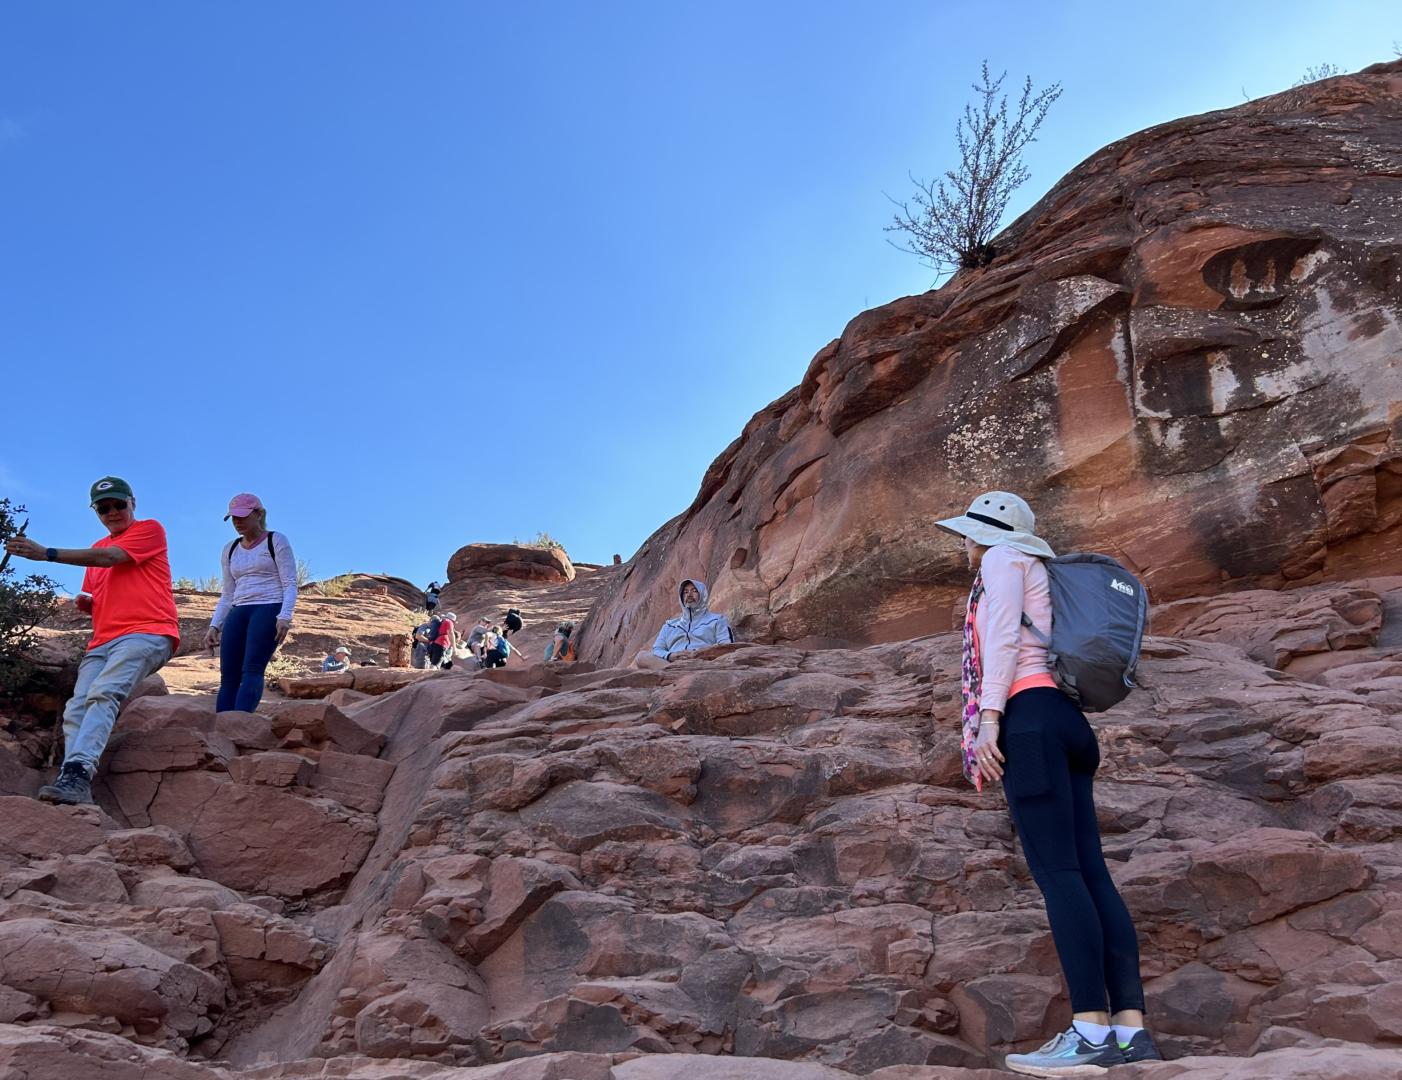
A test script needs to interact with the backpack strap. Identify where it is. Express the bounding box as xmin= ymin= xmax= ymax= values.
xmin=228 ymin=533 xmax=278 ymax=568
xmin=1020 ymin=612 xmax=1051 ymax=645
